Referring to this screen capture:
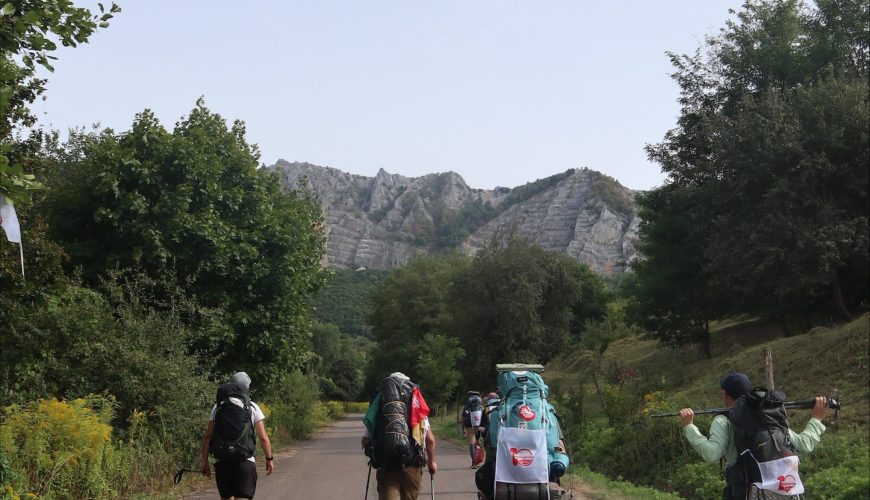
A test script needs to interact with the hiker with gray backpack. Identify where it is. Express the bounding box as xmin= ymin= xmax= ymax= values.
xmin=199 ymin=372 xmax=274 ymax=500
xmin=679 ymin=371 xmax=829 ymax=499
